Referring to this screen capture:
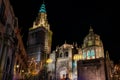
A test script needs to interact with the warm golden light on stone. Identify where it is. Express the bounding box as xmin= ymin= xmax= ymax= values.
xmin=46 ymin=58 xmax=53 ymax=63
